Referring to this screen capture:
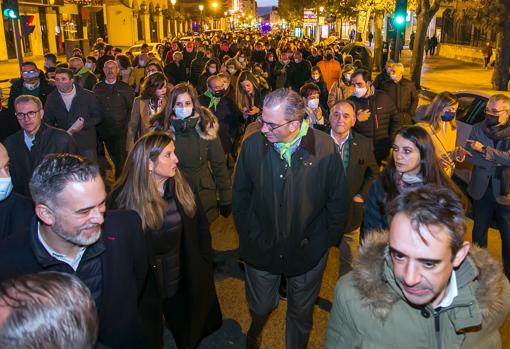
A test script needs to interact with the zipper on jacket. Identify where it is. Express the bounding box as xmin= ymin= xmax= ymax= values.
xmin=430 ymin=301 xmax=474 ymax=349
